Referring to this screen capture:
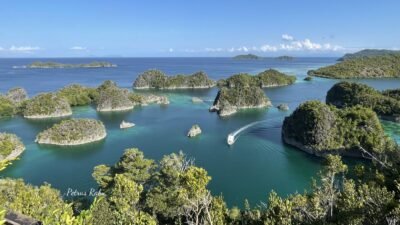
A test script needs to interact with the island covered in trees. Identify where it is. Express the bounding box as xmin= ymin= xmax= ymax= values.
xmin=308 ymin=50 xmax=400 ymax=78
xmin=26 ymin=61 xmax=117 ymax=69
xmin=35 ymin=119 xmax=107 ymax=146
xmin=276 ymin=55 xmax=294 ymax=61
xmin=232 ymin=54 xmax=262 ymax=60
xmin=338 ymin=49 xmax=400 ymax=61
xmin=282 ymin=100 xmax=395 ymax=157
xmin=133 ymin=70 xmax=216 ymax=89
xmin=326 ymin=81 xmax=400 ymax=122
